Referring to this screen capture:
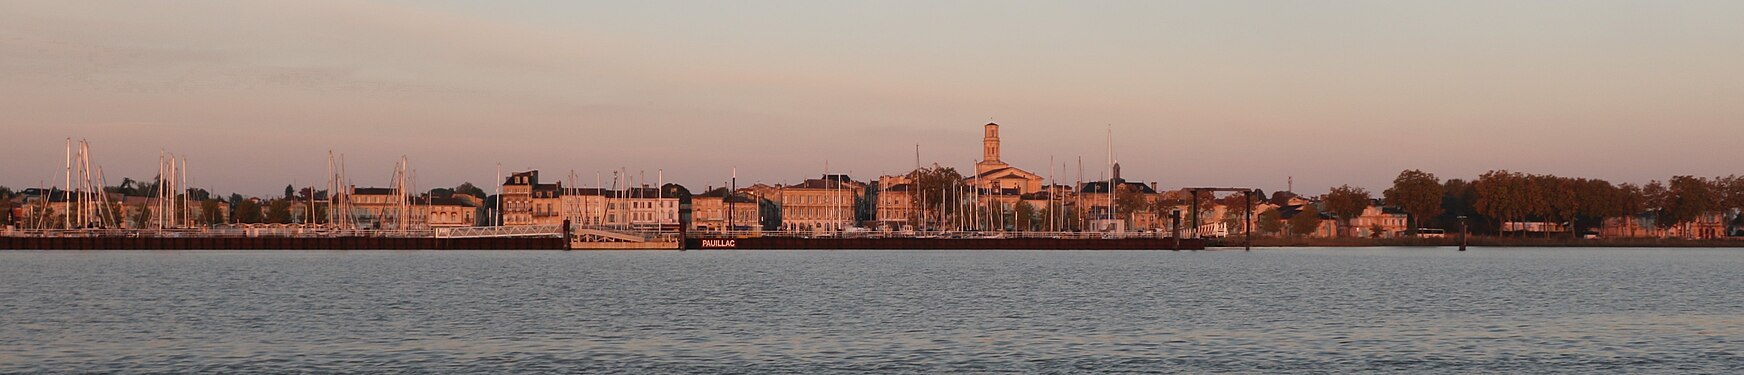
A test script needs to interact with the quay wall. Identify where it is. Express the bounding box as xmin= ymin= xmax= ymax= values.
xmin=0 ymin=236 xmax=566 ymax=250
xmin=688 ymin=237 xmax=1205 ymax=250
